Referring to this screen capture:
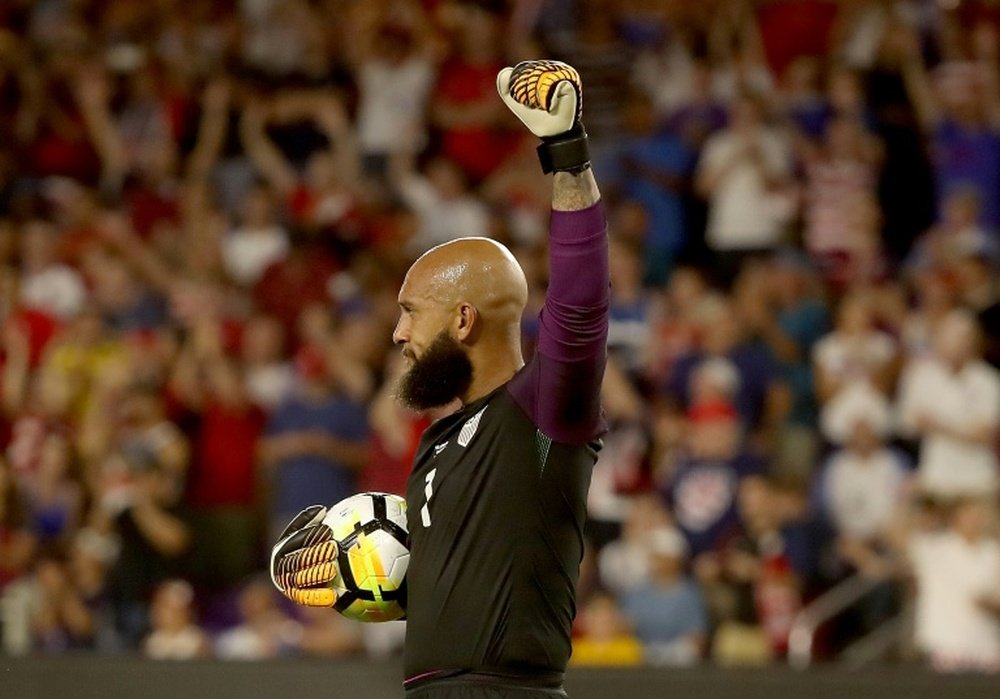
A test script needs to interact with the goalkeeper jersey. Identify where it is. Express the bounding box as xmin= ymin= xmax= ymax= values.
xmin=403 ymin=203 xmax=609 ymax=686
